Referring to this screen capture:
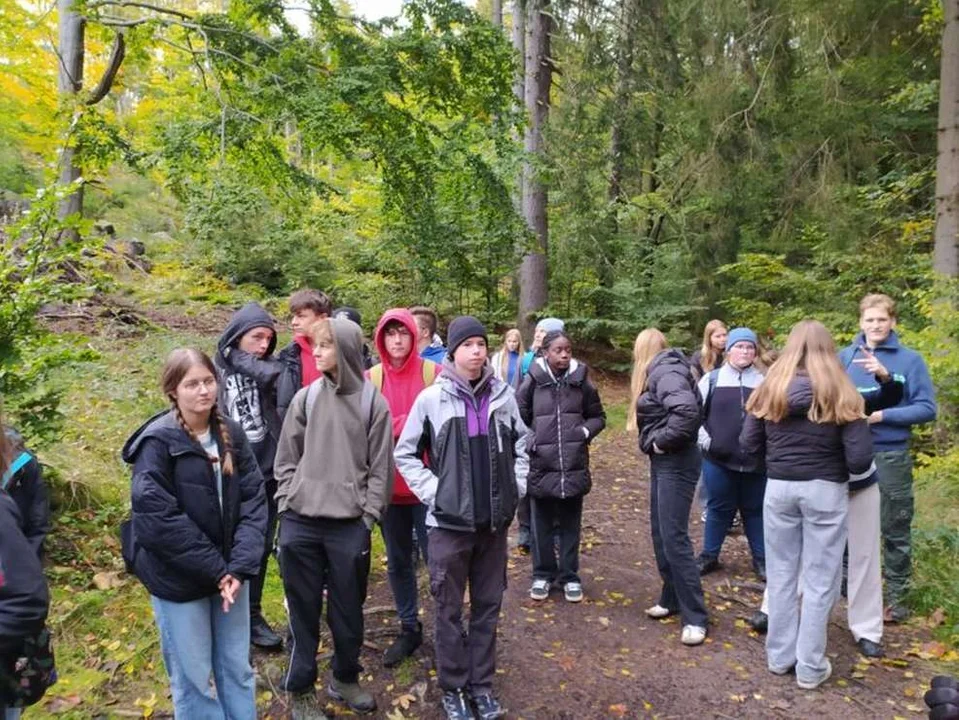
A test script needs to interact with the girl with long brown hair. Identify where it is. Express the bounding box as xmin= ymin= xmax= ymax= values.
xmin=628 ymin=329 xmax=709 ymax=646
xmin=741 ymin=320 xmax=873 ymax=690
xmin=121 ymin=348 xmax=266 ymax=718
